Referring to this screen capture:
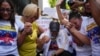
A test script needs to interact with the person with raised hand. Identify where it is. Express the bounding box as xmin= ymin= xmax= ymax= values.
xmin=56 ymin=0 xmax=100 ymax=56
xmin=56 ymin=0 xmax=92 ymax=56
